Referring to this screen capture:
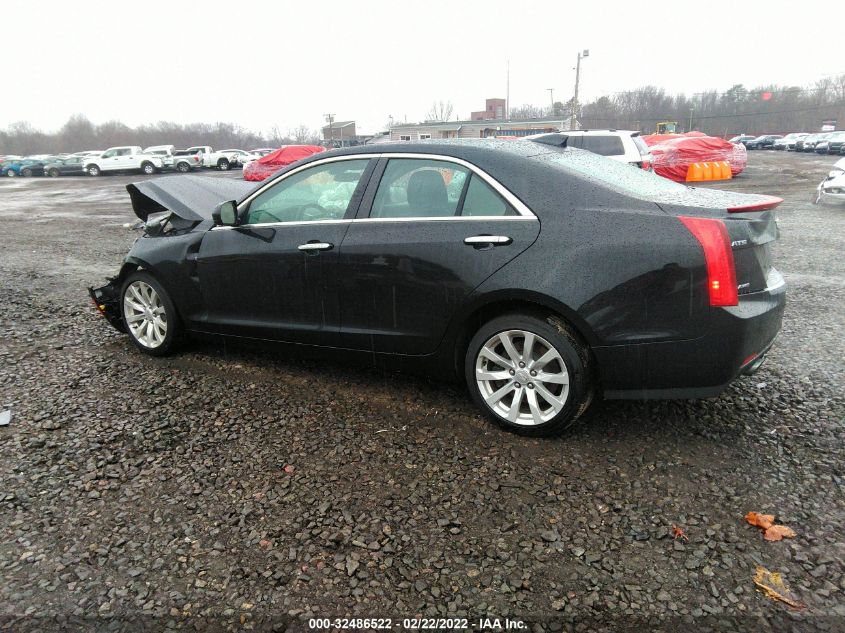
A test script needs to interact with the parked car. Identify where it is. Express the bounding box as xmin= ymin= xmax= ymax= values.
xmin=799 ymin=133 xmax=831 ymax=153
xmin=815 ymin=131 xmax=845 ymax=154
xmin=72 ymin=150 xmax=104 ymax=158
xmin=89 ymin=140 xmax=785 ymax=436
xmin=784 ymin=133 xmax=810 ymax=150
xmin=172 ymin=149 xmax=204 ymax=173
xmin=728 ymin=135 xmax=756 ymax=146
xmin=220 ymin=149 xmax=260 ymax=167
xmin=814 ymin=156 xmax=845 ymax=203
xmin=83 ymin=146 xmax=165 ymax=176
xmin=249 ymin=148 xmax=276 ymax=157
xmin=185 ymin=146 xmax=242 ymax=171
xmin=772 ymin=133 xmax=807 ymax=150
xmin=526 ymin=130 xmax=653 ymax=170
xmin=745 ymin=135 xmax=783 ymax=150
xmin=4 ymin=158 xmax=48 ymax=177
xmin=44 ymin=156 xmax=87 ymax=177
